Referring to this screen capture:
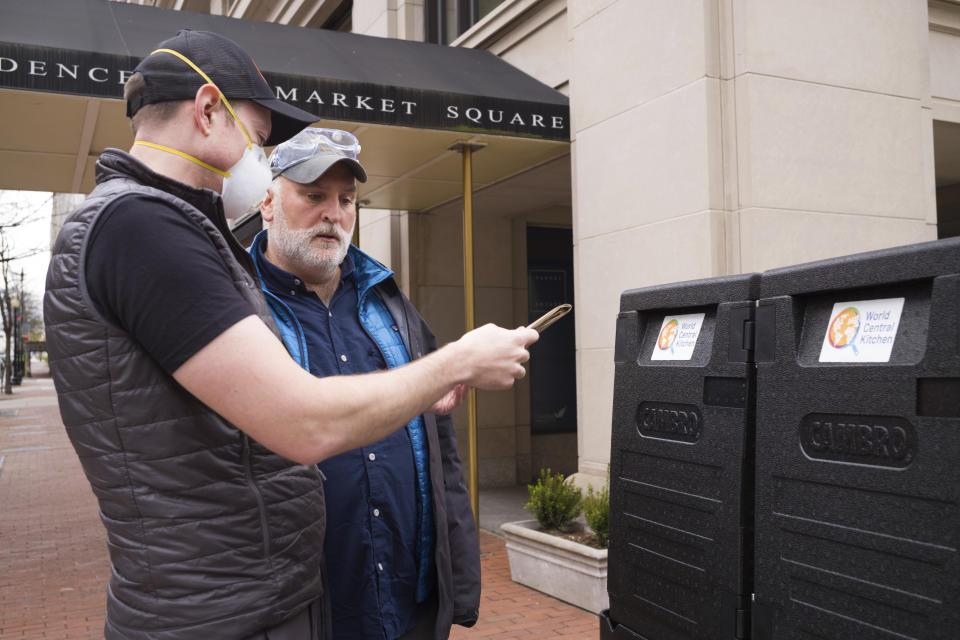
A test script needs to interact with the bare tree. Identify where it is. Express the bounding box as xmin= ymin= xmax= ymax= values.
xmin=0 ymin=193 xmax=50 ymax=394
